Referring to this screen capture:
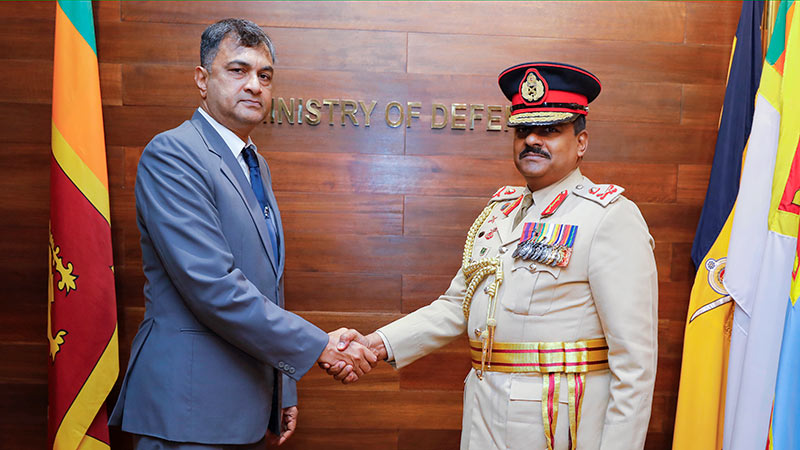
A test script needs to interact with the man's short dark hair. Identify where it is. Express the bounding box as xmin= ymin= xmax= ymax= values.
xmin=200 ymin=18 xmax=275 ymax=70
xmin=573 ymin=115 xmax=586 ymax=135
